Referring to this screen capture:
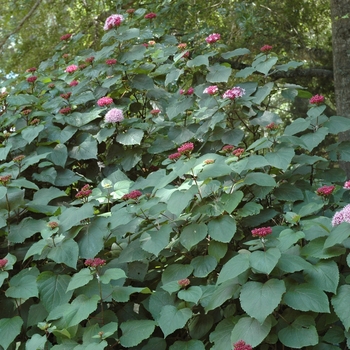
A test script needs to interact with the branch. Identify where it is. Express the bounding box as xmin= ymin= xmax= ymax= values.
xmin=0 ymin=0 xmax=43 ymax=52
xmin=218 ymin=58 xmax=334 ymax=80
